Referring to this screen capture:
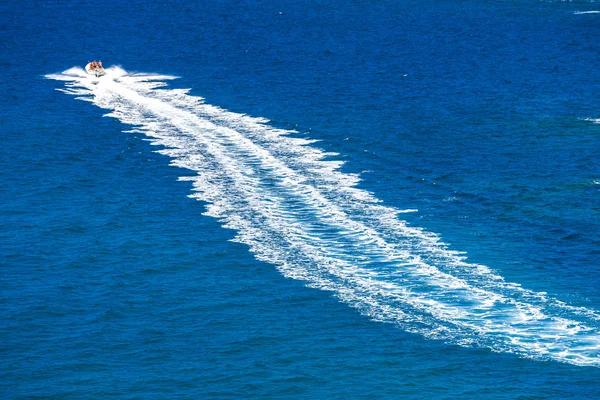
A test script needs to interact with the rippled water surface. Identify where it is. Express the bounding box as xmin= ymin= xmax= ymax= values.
xmin=2 ymin=0 xmax=600 ymax=398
